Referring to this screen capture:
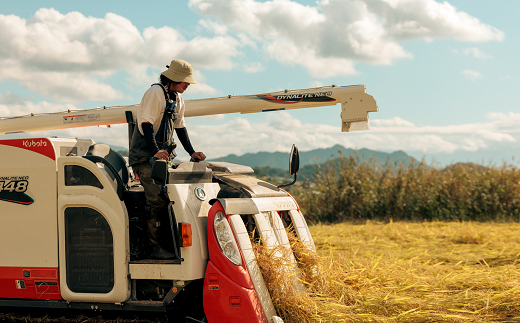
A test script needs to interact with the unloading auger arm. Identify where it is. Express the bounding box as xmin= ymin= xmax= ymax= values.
xmin=0 ymin=85 xmax=377 ymax=135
